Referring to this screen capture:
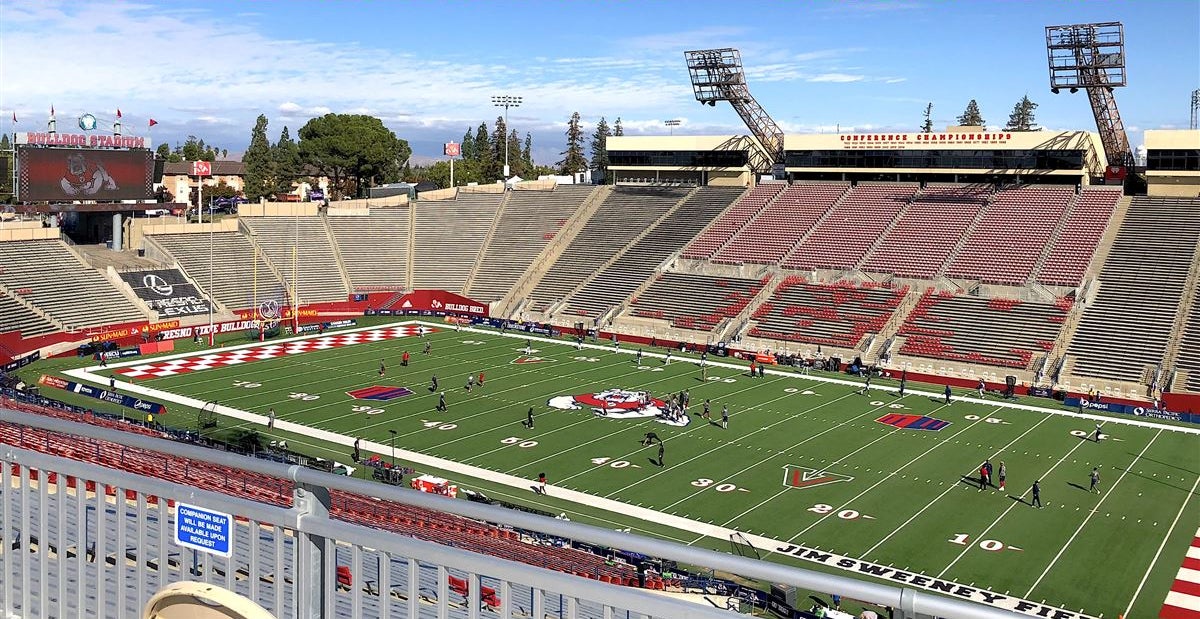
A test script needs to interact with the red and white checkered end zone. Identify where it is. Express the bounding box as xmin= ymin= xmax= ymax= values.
xmin=117 ymin=325 xmax=432 ymax=379
xmin=1161 ymin=527 xmax=1200 ymax=619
